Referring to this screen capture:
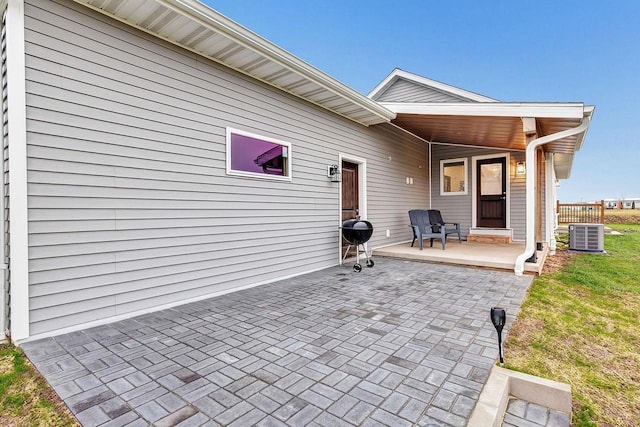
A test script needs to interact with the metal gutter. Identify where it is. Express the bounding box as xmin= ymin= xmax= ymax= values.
xmin=74 ymin=0 xmax=395 ymax=126
xmin=381 ymin=102 xmax=586 ymax=119
xmin=514 ymin=116 xmax=592 ymax=275
xmin=164 ymin=0 xmax=395 ymax=121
